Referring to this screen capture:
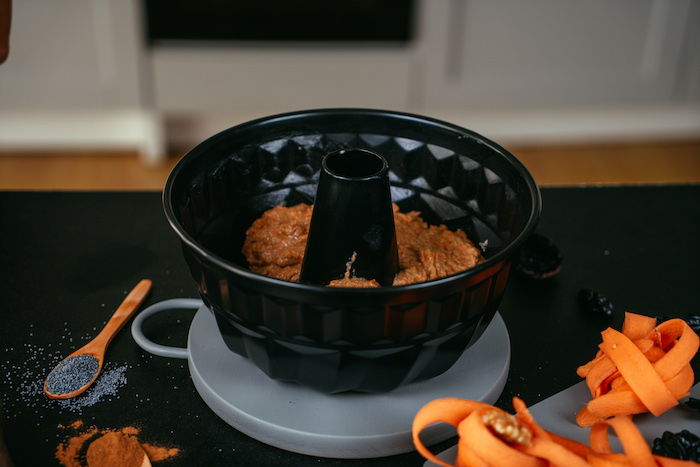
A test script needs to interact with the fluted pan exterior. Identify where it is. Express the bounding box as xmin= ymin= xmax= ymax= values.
xmin=164 ymin=109 xmax=540 ymax=393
